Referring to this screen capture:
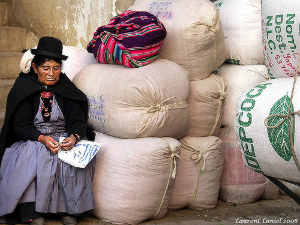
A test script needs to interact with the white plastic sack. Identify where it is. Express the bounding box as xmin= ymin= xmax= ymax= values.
xmin=262 ymin=0 xmax=300 ymax=78
xmin=73 ymin=59 xmax=189 ymax=139
xmin=219 ymin=64 xmax=269 ymax=127
xmin=168 ymin=136 xmax=224 ymax=210
xmin=19 ymin=46 xmax=97 ymax=80
xmin=187 ymin=74 xmax=226 ymax=137
xmin=215 ymin=0 xmax=264 ymax=65
xmin=130 ymin=0 xmax=226 ymax=80
xmin=235 ymin=78 xmax=300 ymax=183
xmin=93 ymin=132 xmax=181 ymax=225
xmin=219 ymin=126 xmax=266 ymax=204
